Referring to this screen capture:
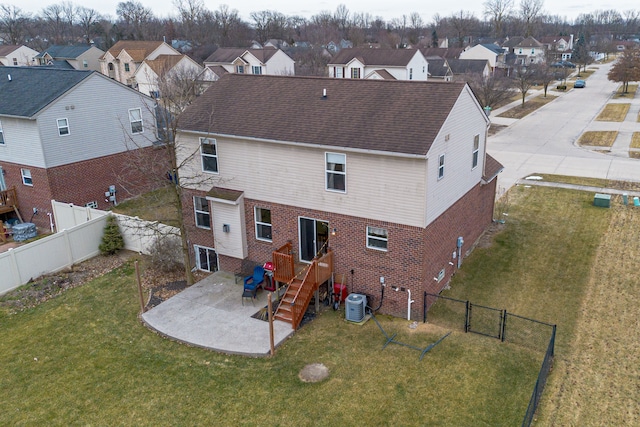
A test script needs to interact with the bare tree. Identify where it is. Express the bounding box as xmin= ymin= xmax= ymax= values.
xmin=408 ymin=12 xmax=423 ymax=45
xmin=116 ymin=0 xmax=154 ymax=40
xmin=519 ymin=0 xmax=544 ymax=37
xmin=513 ymin=64 xmax=538 ymax=105
xmin=41 ymin=4 xmax=66 ymax=44
xmin=483 ymin=0 xmax=513 ymax=38
xmin=449 ymin=10 xmax=477 ymax=47
xmin=0 ymin=4 xmax=30 ymax=44
xmin=530 ymin=62 xmax=555 ymax=97
xmin=333 ymin=4 xmax=351 ymax=40
xmin=463 ymin=72 xmax=514 ymax=109
xmin=77 ymin=6 xmax=101 ymax=44
xmin=608 ymin=48 xmax=640 ymax=93
xmin=391 ymin=15 xmax=408 ymax=48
